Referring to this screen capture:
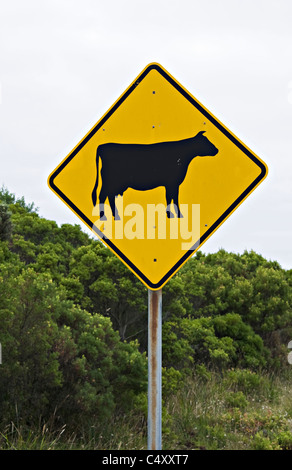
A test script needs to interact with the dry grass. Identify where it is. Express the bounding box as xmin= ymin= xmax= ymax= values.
xmin=1 ymin=368 xmax=292 ymax=450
